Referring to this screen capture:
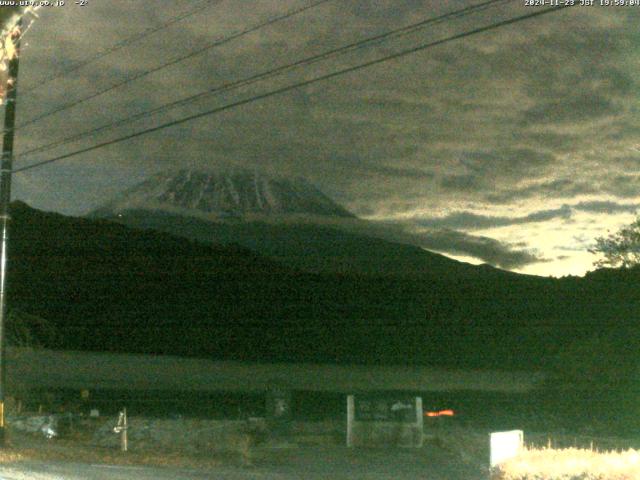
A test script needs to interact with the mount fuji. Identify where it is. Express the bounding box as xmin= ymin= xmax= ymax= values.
xmin=92 ymin=169 xmax=354 ymax=220
xmin=90 ymin=168 xmax=504 ymax=278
